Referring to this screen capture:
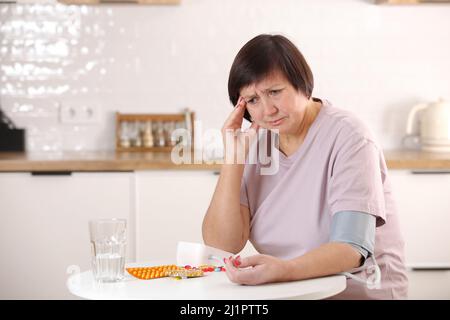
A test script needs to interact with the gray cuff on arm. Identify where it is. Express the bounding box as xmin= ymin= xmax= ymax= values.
xmin=329 ymin=210 xmax=376 ymax=266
